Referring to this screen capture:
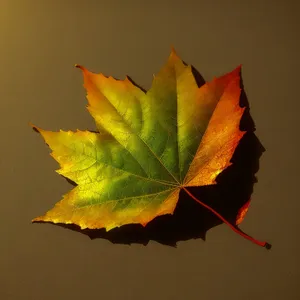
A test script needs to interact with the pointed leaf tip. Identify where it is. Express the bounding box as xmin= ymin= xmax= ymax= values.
xmin=170 ymin=45 xmax=177 ymax=54
xmin=75 ymin=64 xmax=86 ymax=72
xmin=168 ymin=47 xmax=181 ymax=64
xmin=233 ymin=64 xmax=242 ymax=76
xmin=236 ymin=64 xmax=242 ymax=72
xmin=29 ymin=122 xmax=41 ymax=133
